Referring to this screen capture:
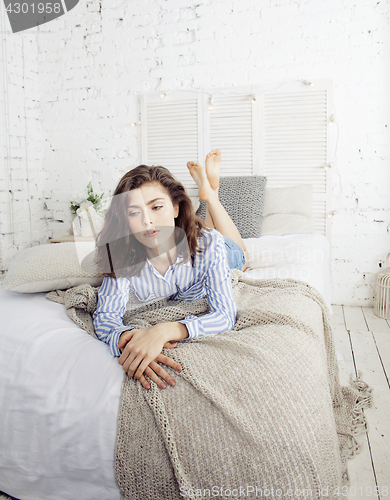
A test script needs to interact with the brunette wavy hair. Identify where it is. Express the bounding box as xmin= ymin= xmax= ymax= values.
xmin=94 ymin=165 xmax=211 ymax=279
